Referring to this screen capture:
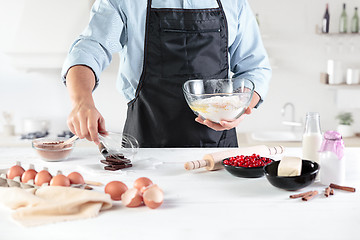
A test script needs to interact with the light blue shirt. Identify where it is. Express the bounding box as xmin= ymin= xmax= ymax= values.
xmin=62 ymin=0 xmax=271 ymax=105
